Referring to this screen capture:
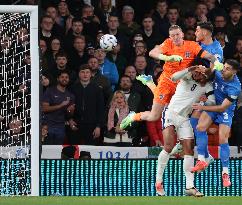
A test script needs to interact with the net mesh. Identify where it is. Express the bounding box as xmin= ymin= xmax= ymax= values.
xmin=0 ymin=13 xmax=31 ymax=195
